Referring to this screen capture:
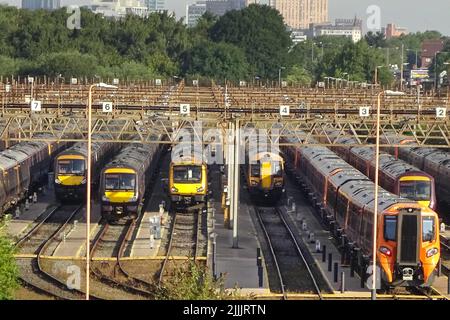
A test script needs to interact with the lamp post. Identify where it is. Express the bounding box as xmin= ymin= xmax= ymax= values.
xmin=86 ymin=82 xmax=117 ymax=300
xmin=435 ymin=52 xmax=450 ymax=90
xmin=278 ymin=67 xmax=286 ymax=88
xmin=374 ymin=66 xmax=382 ymax=86
xmin=373 ymin=90 xmax=405 ymax=300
